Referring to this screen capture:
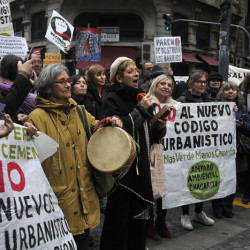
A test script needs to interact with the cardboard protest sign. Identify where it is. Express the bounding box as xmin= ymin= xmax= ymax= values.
xmin=45 ymin=10 xmax=74 ymax=53
xmin=75 ymin=27 xmax=101 ymax=62
xmin=0 ymin=0 xmax=14 ymax=36
xmin=154 ymin=36 xmax=182 ymax=64
xmin=228 ymin=65 xmax=250 ymax=85
xmin=0 ymin=35 xmax=28 ymax=60
xmin=43 ymin=53 xmax=61 ymax=68
xmin=162 ymin=103 xmax=236 ymax=209
xmin=0 ymin=124 xmax=76 ymax=249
